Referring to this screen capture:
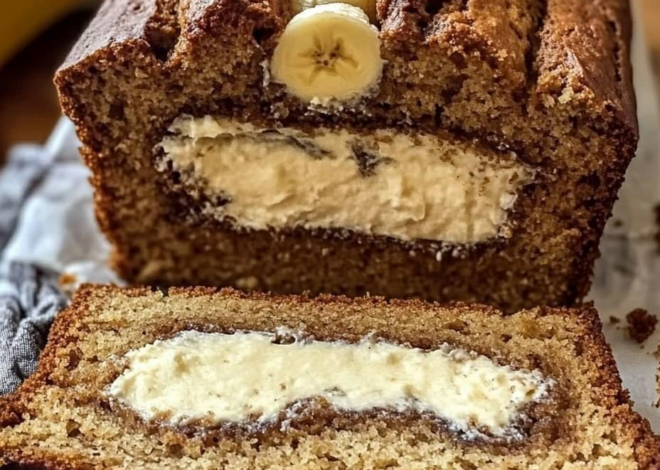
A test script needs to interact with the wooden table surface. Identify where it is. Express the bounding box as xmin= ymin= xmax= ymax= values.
xmin=0 ymin=1 xmax=659 ymax=159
